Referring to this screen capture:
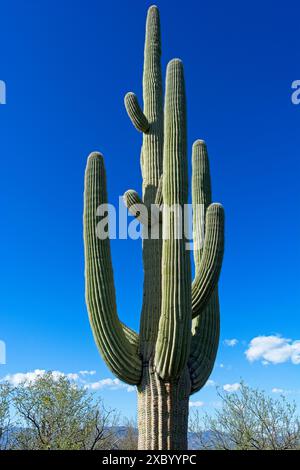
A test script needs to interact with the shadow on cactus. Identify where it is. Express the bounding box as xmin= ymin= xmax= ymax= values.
xmin=83 ymin=5 xmax=225 ymax=450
